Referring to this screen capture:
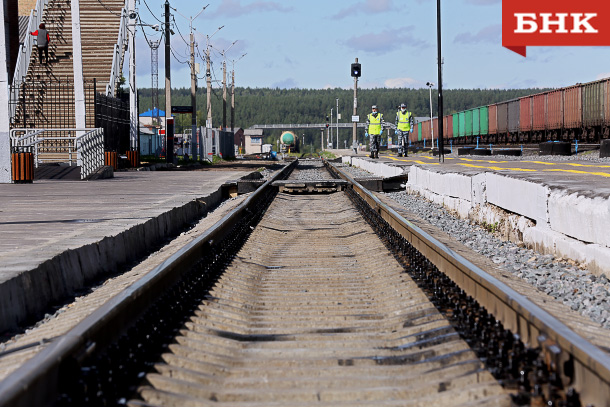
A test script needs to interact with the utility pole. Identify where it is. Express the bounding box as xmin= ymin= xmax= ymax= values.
xmin=230 ymin=54 xmax=245 ymax=133
xmin=0 ymin=0 xmax=10 ymax=183
xmin=190 ymin=31 xmax=197 ymax=159
xmin=231 ymin=68 xmax=235 ymax=132
xmin=336 ymin=98 xmax=339 ymax=150
xmin=205 ymin=26 xmax=223 ymax=129
xmin=164 ymin=0 xmax=173 ymax=163
xmin=169 ymin=4 xmax=207 ymax=160
xmin=206 ymin=44 xmax=212 ymax=128
xmin=437 ymin=0 xmax=444 ymax=162
xmin=222 ymin=60 xmax=227 ymax=130
xmin=128 ymin=1 xmax=137 ymax=151
xmin=220 ymin=41 xmax=237 ymax=131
